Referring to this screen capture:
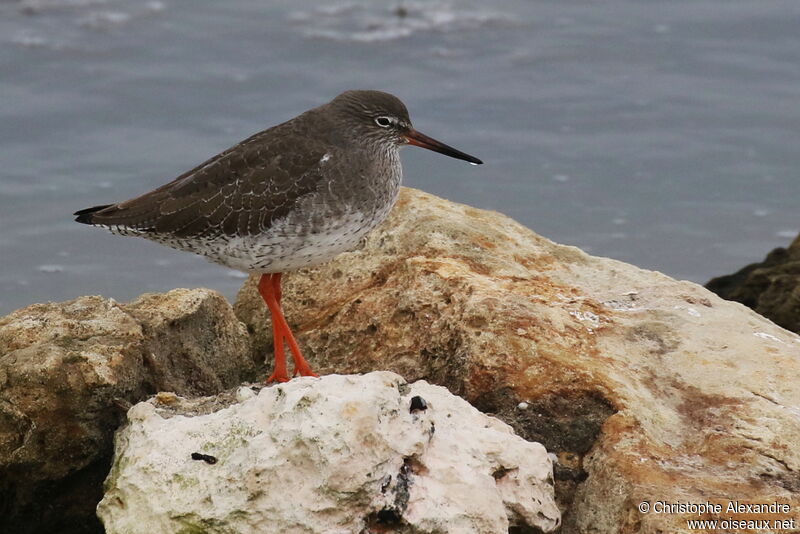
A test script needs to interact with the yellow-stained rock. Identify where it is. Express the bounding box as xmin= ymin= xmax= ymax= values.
xmin=0 ymin=288 xmax=254 ymax=533
xmin=236 ymin=187 xmax=800 ymax=533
